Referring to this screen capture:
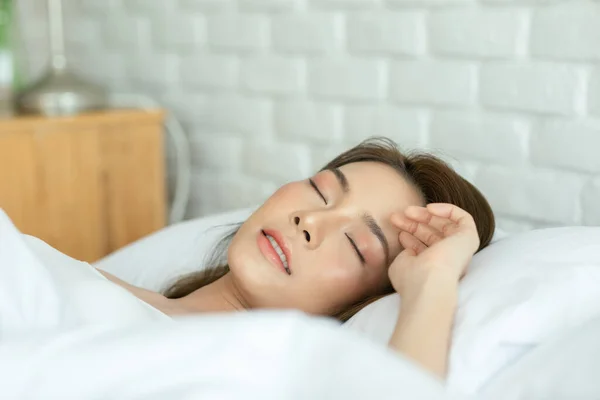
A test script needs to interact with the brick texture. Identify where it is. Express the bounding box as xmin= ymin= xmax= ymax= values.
xmin=52 ymin=0 xmax=600 ymax=225
xmin=390 ymin=61 xmax=477 ymax=106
